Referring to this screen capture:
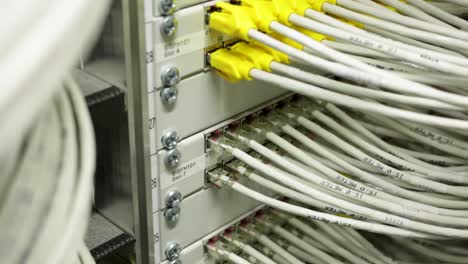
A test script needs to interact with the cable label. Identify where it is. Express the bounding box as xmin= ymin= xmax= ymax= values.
xmin=161 ymin=154 xmax=206 ymax=188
